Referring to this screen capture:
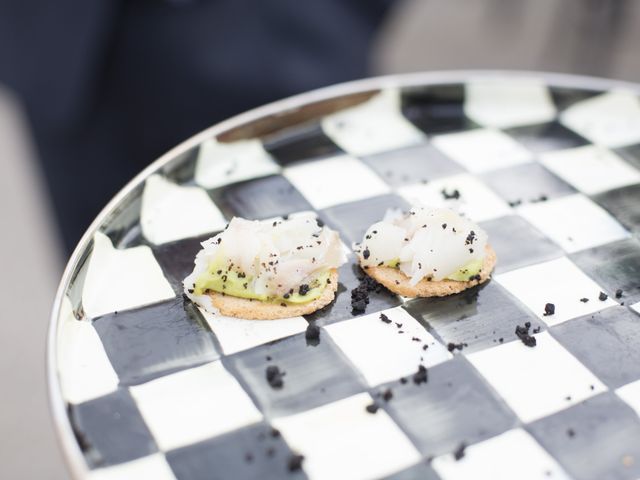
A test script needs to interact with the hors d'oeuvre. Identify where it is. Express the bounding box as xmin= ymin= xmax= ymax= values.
xmin=354 ymin=206 xmax=496 ymax=297
xmin=184 ymin=214 xmax=347 ymax=319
